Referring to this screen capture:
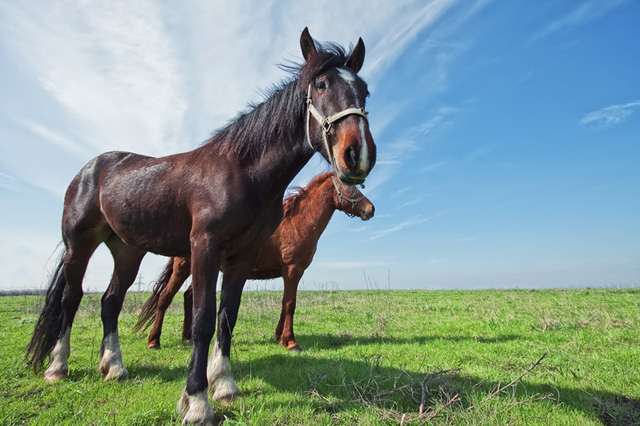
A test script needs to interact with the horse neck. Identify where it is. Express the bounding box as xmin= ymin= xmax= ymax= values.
xmin=249 ymin=140 xmax=312 ymax=195
xmin=292 ymin=177 xmax=337 ymax=237
xmin=204 ymin=80 xmax=314 ymax=197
